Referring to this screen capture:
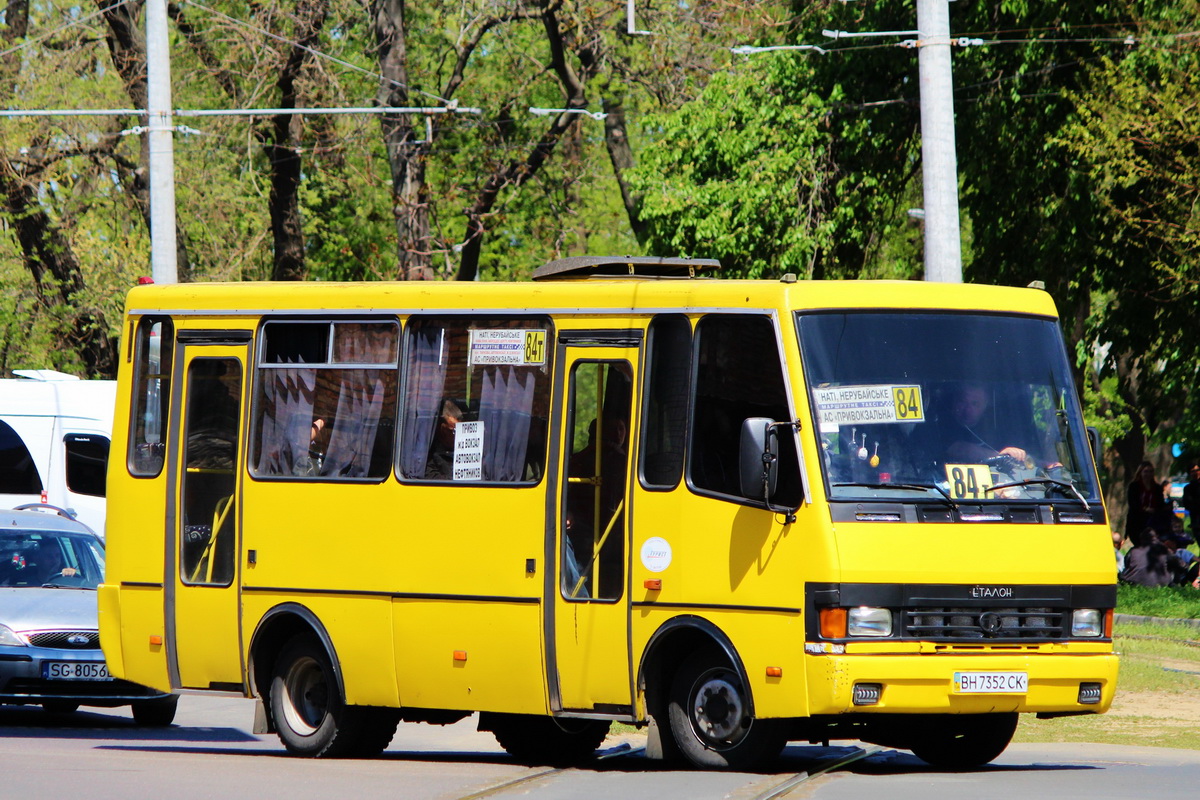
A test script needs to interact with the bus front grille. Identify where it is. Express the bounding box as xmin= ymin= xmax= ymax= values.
xmin=903 ymin=607 xmax=1065 ymax=640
